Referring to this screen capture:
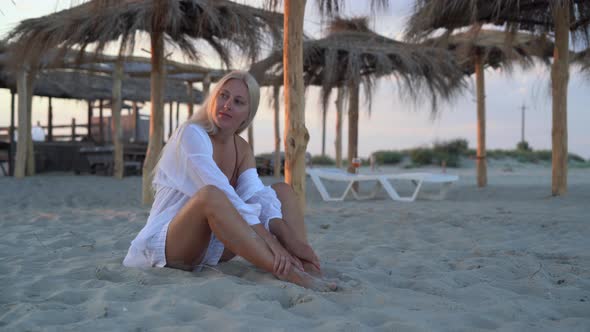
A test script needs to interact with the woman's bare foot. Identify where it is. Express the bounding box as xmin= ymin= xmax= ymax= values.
xmin=280 ymin=268 xmax=338 ymax=292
